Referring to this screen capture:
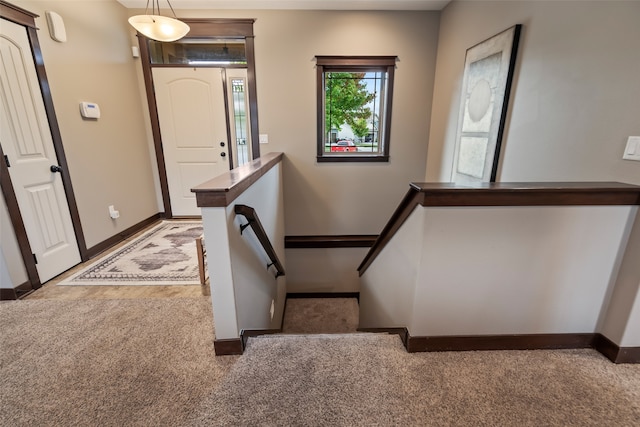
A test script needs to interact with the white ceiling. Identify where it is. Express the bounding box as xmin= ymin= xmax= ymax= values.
xmin=116 ymin=0 xmax=451 ymax=11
